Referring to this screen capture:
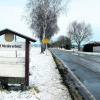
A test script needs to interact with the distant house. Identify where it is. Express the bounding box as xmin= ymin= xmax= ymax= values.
xmin=83 ymin=42 xmax=100 ymax=52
